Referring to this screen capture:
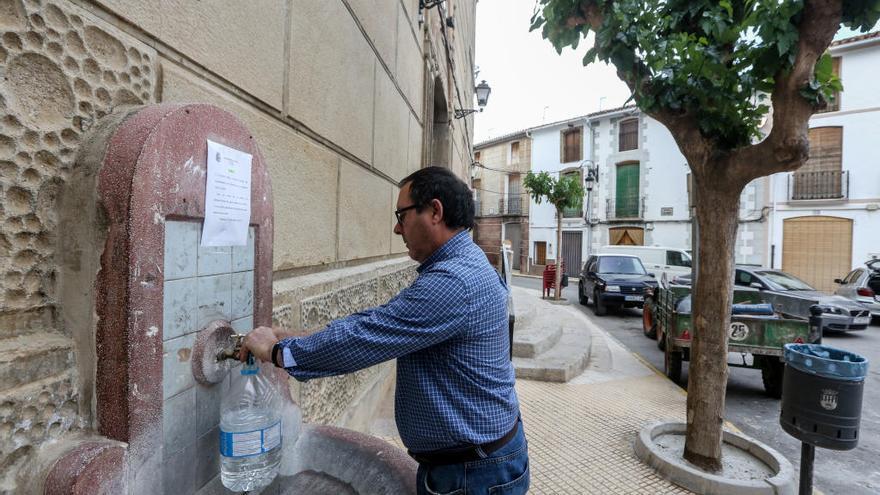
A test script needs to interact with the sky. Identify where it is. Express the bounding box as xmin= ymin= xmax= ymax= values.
xmin=473 ymin=0 xmax=631 ymax=143
xmin=472 ymin=1 xmax=878 ymax=144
